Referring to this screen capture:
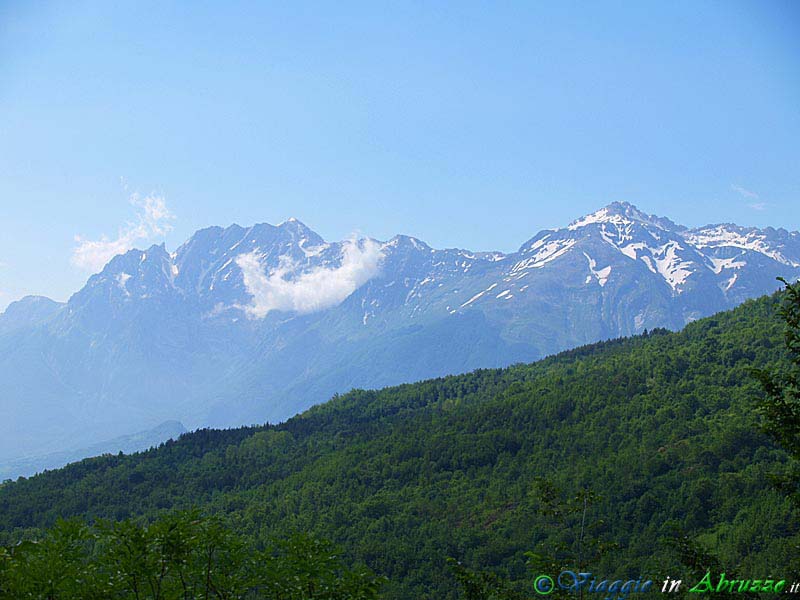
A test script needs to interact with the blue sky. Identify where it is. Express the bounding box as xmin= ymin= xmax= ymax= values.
xmin=1 ymin=1 xmax=798 ymax=308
